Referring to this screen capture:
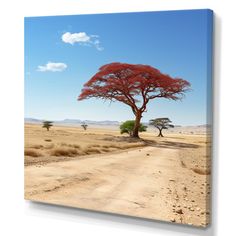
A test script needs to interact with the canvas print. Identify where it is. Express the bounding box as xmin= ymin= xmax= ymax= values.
xmin=24 ymin=9 xmax=213 ymax=227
